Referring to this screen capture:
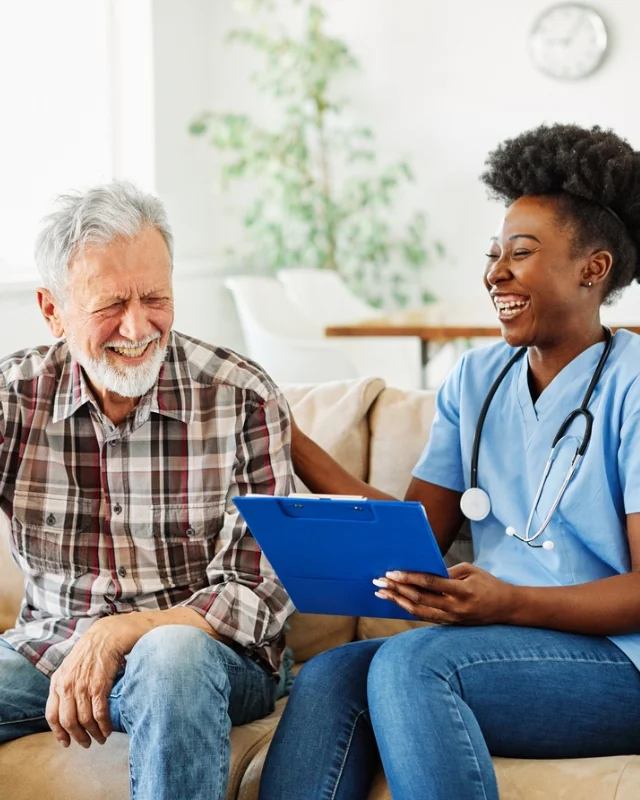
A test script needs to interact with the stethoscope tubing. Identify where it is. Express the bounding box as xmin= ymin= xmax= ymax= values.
xmin=466 ymin=327 xmax=613 ymax=547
